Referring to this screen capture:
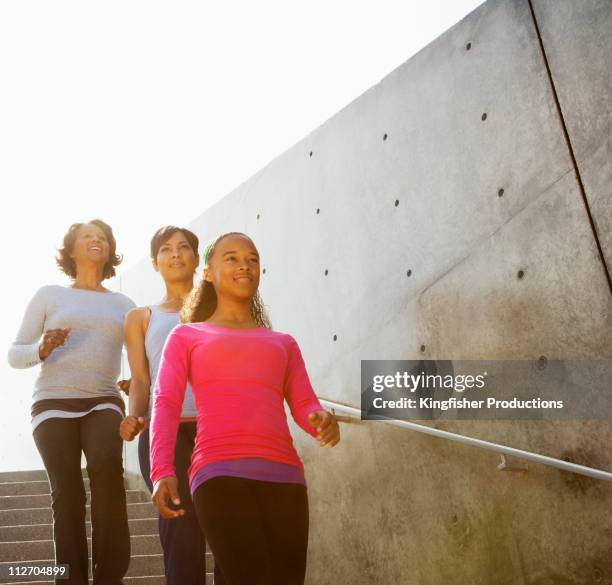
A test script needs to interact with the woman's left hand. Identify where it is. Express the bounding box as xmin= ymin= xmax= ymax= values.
xmin=308 ymin=410 xmax=340 ymax=447
xmin=117 ymin=379 xmax=131 ymax=395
